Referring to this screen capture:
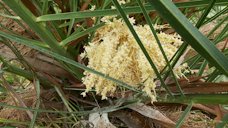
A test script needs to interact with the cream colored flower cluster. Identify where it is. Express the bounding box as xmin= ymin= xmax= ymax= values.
xmin=117 ymin=0 xmax=130 ymax=5
xmin=81 ymin=17 xmax=184 ymax=101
